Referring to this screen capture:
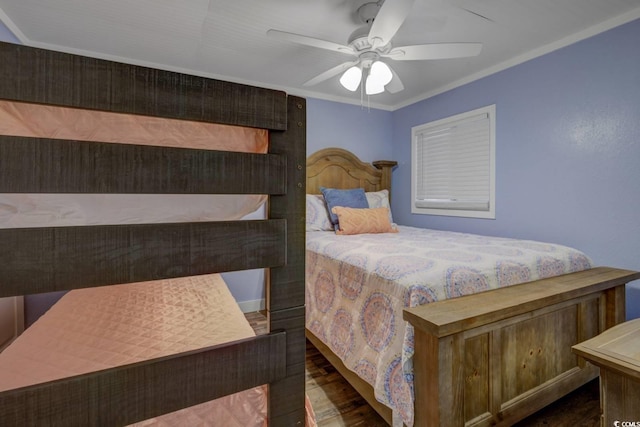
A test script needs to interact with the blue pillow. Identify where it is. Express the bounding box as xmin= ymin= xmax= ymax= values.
xmin=320 ymin=187 xmax=368 ymax=230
